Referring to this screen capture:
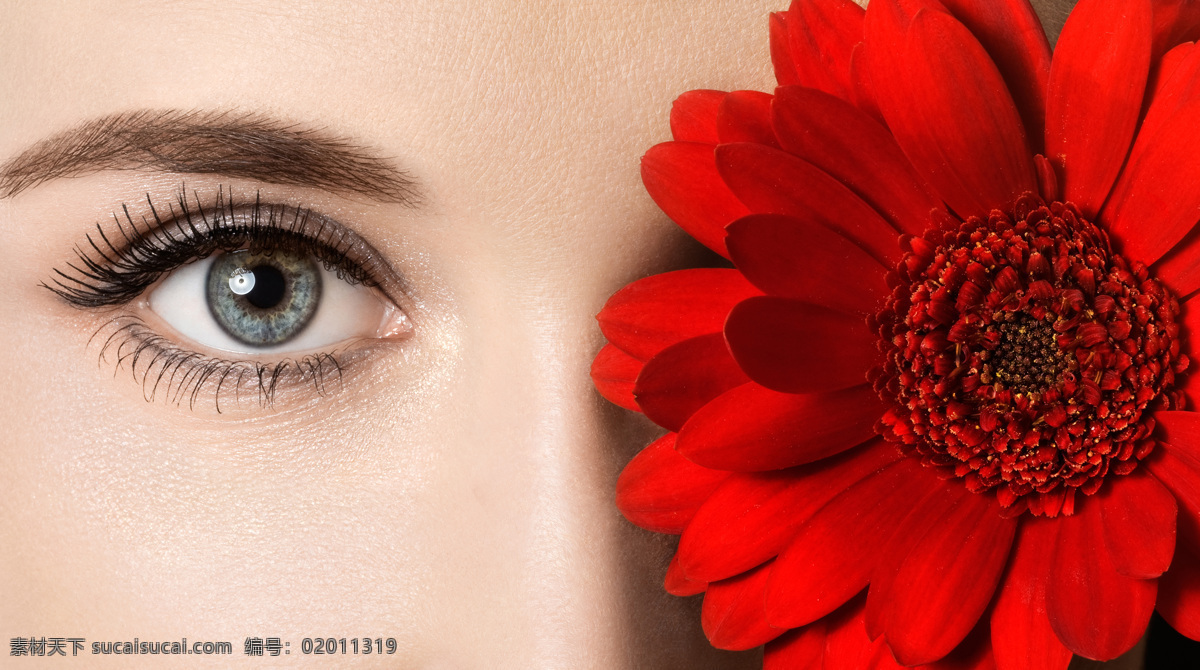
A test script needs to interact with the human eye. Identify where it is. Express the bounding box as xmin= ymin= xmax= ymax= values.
xmin=47 ymin=185 xmax=410 ymax=410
